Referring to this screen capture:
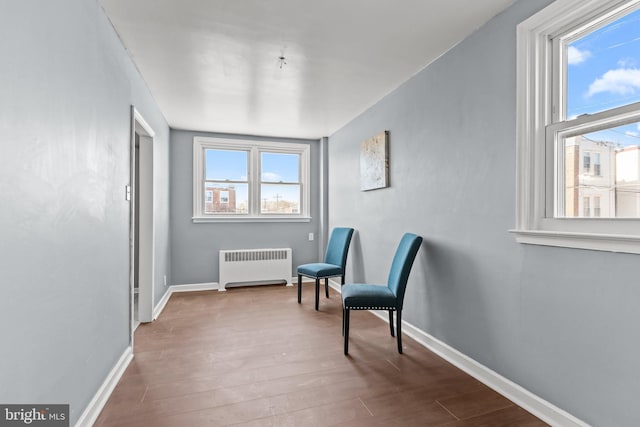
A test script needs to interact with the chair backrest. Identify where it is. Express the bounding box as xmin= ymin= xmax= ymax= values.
xmin=324 ymin=227 xmax=355 ymax=268
xmin=387 ymin=233 xmax=423 ymax=307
